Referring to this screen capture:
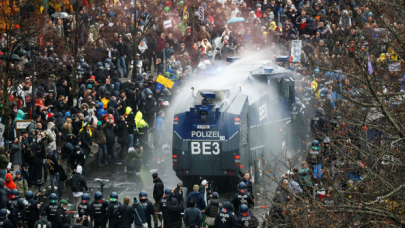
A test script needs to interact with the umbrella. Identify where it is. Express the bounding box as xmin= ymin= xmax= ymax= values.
xmin=227 ymin=17 xmax=245 ymax=24
xmin=51 ymin=12 xmax=70 ymax=19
